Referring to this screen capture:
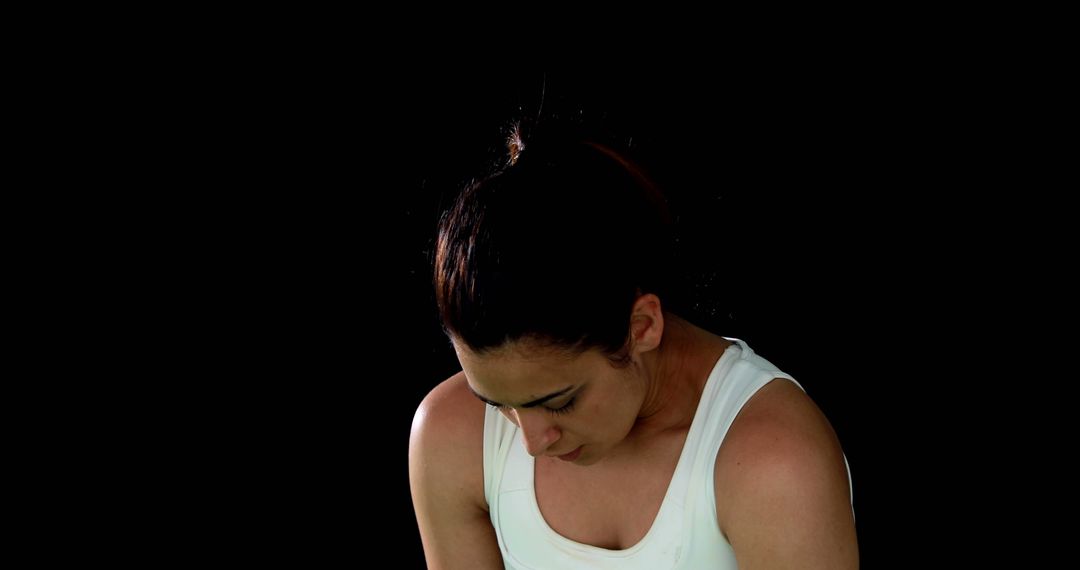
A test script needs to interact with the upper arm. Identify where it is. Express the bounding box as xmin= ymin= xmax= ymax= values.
xmin=409 ymin=372 xmax=504 ymax=570
xmin=715 ymin=379 xmax=858 ymax=569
